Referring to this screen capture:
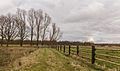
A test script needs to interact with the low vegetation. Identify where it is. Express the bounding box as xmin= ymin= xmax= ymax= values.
xmin=0 ymin=46 xmax=101 ymax=71
xmin=63 ymin=45 xmax=120 ymax=70
xmin=1 ymin=44 xmax=120 ymax=71
xmin=14 ymin=48 xmax=99 ymax=71
xmin=0 ymin=47 xmax=37 ymax=71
